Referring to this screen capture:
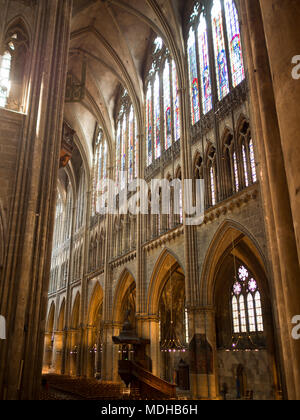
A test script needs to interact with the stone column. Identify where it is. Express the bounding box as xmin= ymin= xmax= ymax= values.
xmin=259 ymin=0 xmax=300 ymax=261
xmin=148 ymin=316 xmax=161 ymax=377
xmin=189 ymin=308 xmax=218 ymax=400
xmin=240 ymin=0 xmax=300 ymax=399
xmin=0 ymin=0 xmax=73 ymax=400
